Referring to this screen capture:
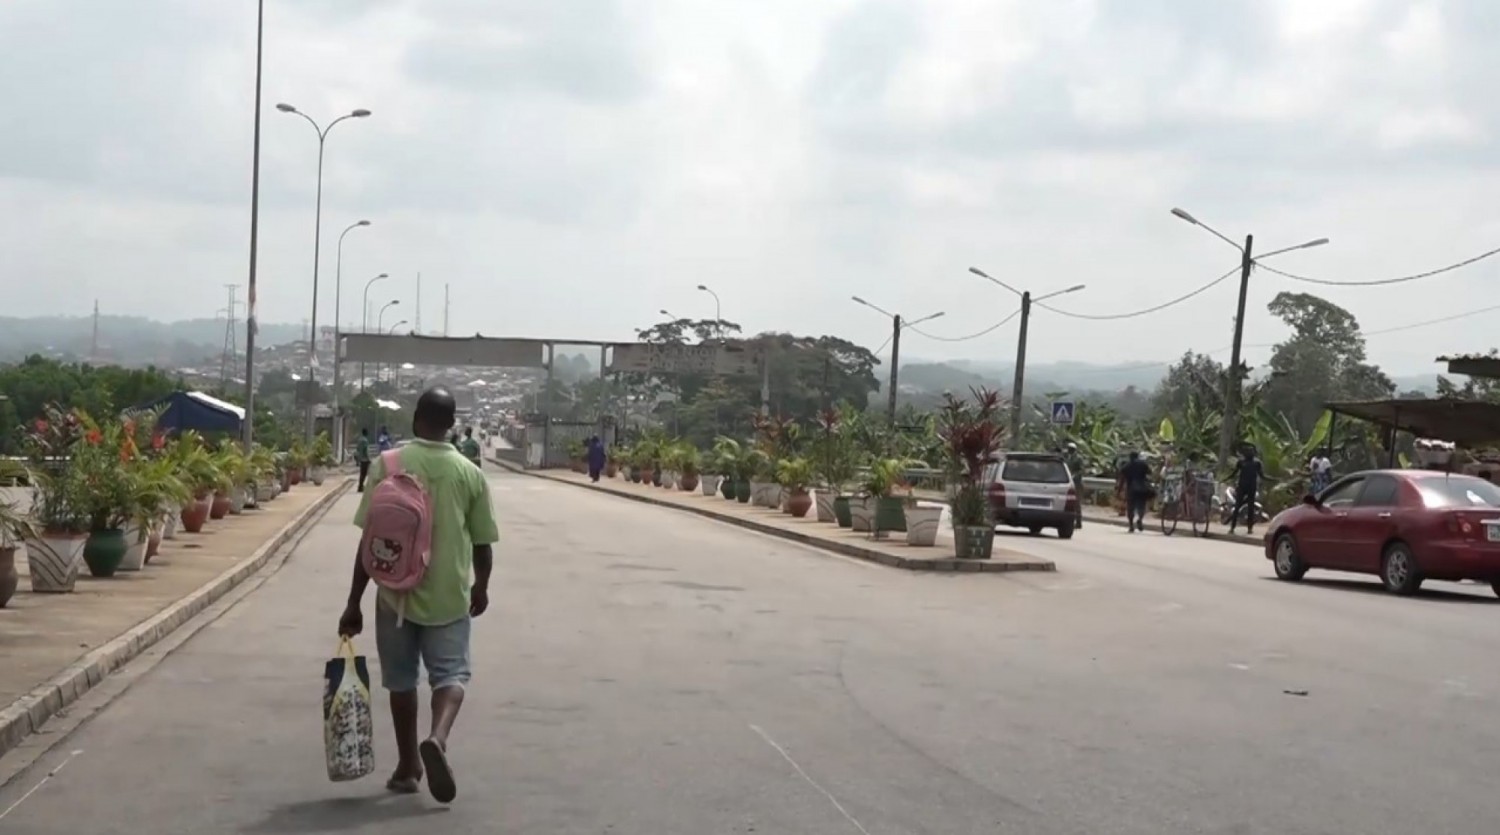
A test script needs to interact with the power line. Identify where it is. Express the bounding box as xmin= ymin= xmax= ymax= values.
xmin=1257 ymin=244 xmax=1500 ymax=287
xmin=1035 ymin=266 xmax=1240 ymax=321
xmin=906 ymin=308 xmax=1021 ymax=342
